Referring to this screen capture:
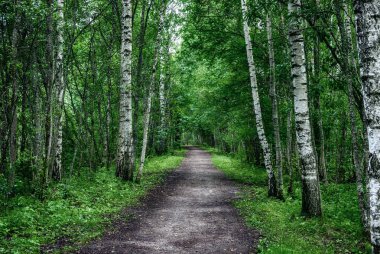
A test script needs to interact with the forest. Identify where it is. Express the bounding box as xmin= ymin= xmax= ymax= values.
xmin=1 ymin=0 xmax=380 ymax=253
